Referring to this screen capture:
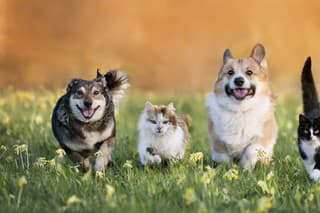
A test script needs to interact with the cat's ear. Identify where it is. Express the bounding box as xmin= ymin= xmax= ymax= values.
xmin=145 ymin=101 xmax=153 ymax=111
xmin=167 ymin=102 xmax=176 ymax=111
xmin=299 ymin=114 xmax=309 ymax=123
